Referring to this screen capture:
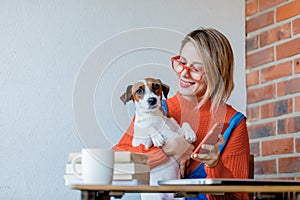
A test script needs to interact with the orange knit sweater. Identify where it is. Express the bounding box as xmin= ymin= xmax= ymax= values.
xmin=113 ymin=92 xmax=250 ymax=199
